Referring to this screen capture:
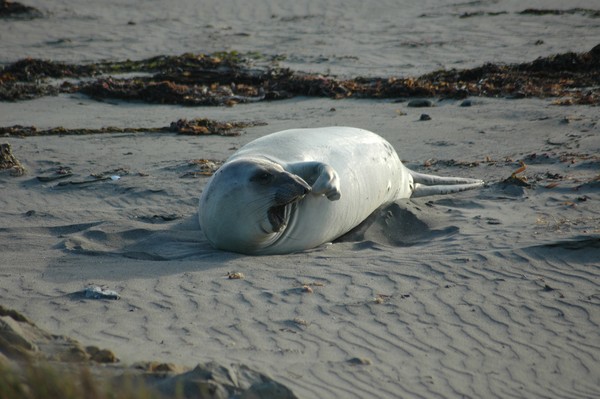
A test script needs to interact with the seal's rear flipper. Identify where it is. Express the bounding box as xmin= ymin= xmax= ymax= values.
xmin=410 ymin=171 xmax=484 ymax=198
xmin=412 ymin=182 xmax=484 ymax=197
